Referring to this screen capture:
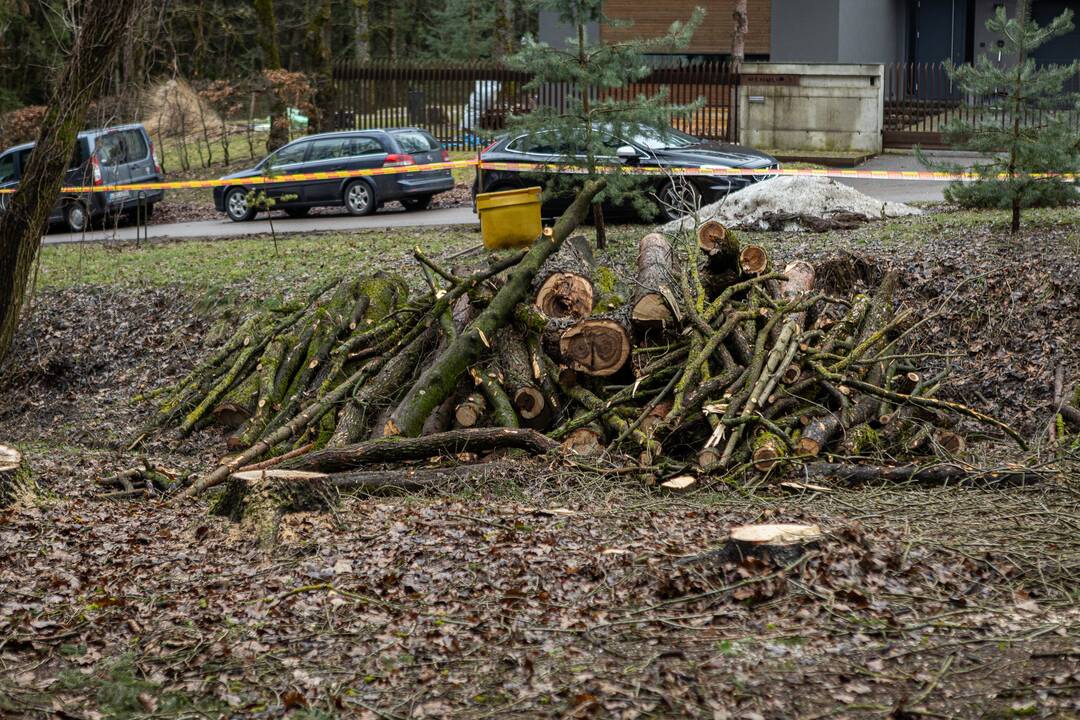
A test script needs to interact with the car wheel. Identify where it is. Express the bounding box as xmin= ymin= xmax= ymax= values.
xmin=225 ymin=187 xmax=255 ymax=222
xmin=401 ymin=194 xmax=433 ymax=211
xmin=343 ymin=181 xmax=376 ymax=216
xmin=657 ymin=180 xmax=702 ymax=222
xmin=285 ymin=207 xmax=310 ymax=218
xmin=65 ymin=201 xmax=89 ymax=233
